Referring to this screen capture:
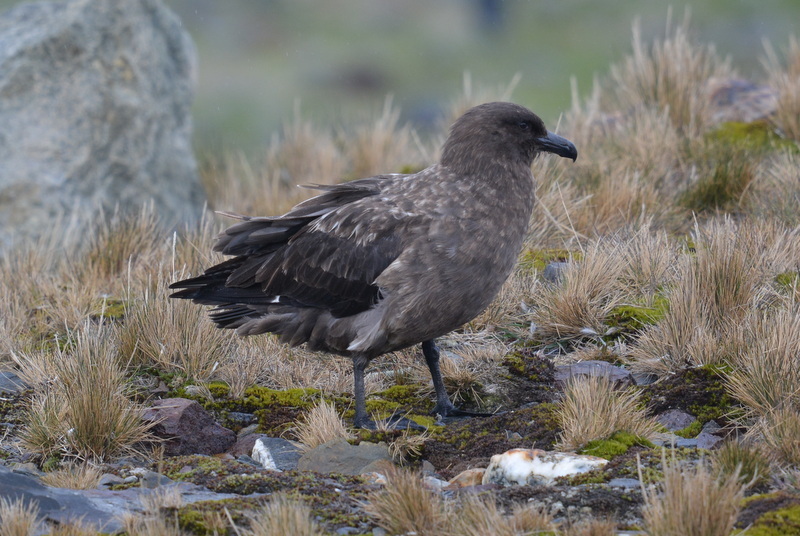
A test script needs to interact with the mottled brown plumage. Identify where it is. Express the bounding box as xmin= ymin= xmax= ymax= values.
xmin=170 ymin=102 xmax=577 ymax=428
